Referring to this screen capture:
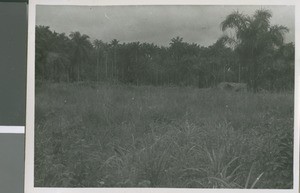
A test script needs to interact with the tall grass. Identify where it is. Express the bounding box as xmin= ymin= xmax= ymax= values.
xmin=34 ymin=83 xmax=294 ymax=188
